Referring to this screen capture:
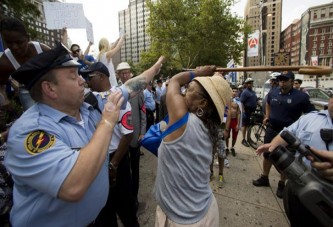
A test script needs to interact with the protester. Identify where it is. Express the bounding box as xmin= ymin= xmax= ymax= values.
xmin=0 ymin=17 xmax=50 ymax=110
xmin=225 ymin=86 xmax=242 ymax=156
xmin=256 ymin=97 xmax=332 ymax=226
xmin=4 ymin=42 xmax=165 ymax=226
xmin=240 ymin=78 xmax=257 ymax=147
xmin=116 ymin=61 xmax=147 ymax=213
xmin=253 ymin=71 xmax=315 ymax=198
xmin=97 ymin=35 xmax=125 ymax=87
xmin=154 ymin=66 xmax=231 ymax=226
xmin=81 ymin=62 xmax=139 ymax=226
xmin=293 ymin=78 xmax=308 ymax=94
xmin=61 ymin=28 xmax=96 ymax=70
